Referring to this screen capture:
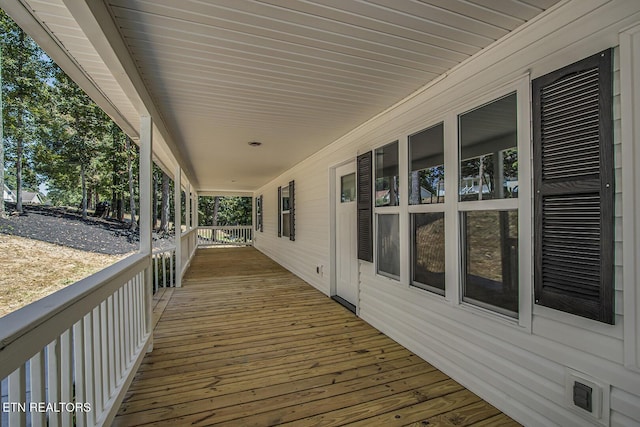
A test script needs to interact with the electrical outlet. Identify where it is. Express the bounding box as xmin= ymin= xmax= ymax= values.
xmin=564 ymin=369 xmax=608 ymax=425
